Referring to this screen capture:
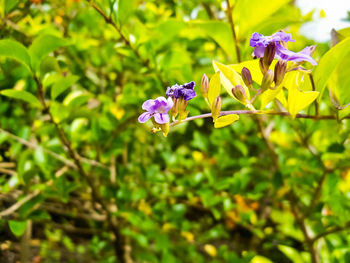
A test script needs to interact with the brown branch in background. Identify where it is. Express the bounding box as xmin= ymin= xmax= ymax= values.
xmin=225 ymin=0 xmax=241 ymax=62
xmin=86 ymin=0 xmax=168 ymax=87
xmin=33 ymin=76 xmax=128 ymax=263
xmin=289 ymin=194 xmax=319 ymax=263
xmin=312 ymin=221 xmax=350 ymax=243
xmin=0 ymin=128 xmax=108 ymax=170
